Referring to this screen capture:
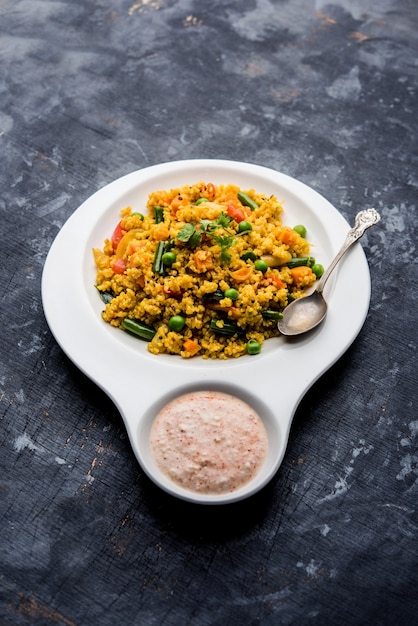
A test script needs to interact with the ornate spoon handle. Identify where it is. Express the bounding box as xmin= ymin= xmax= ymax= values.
xmin=316 ymin=208 xmax=381 ymax=294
